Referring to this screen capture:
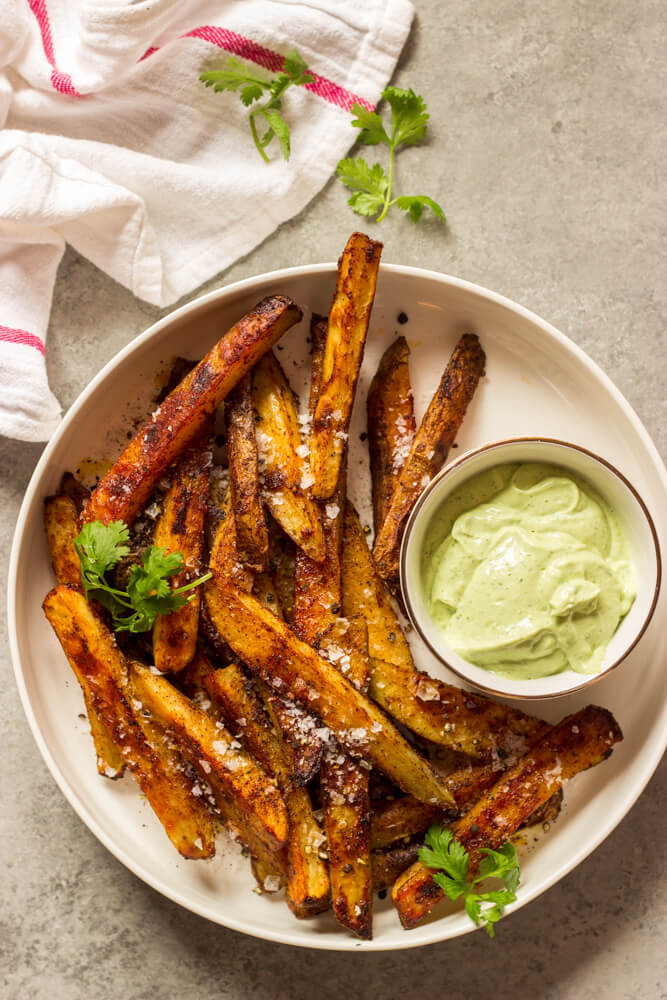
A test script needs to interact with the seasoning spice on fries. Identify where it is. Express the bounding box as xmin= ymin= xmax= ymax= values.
xmin=41 ymin=235 xmax=624 ymax=941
